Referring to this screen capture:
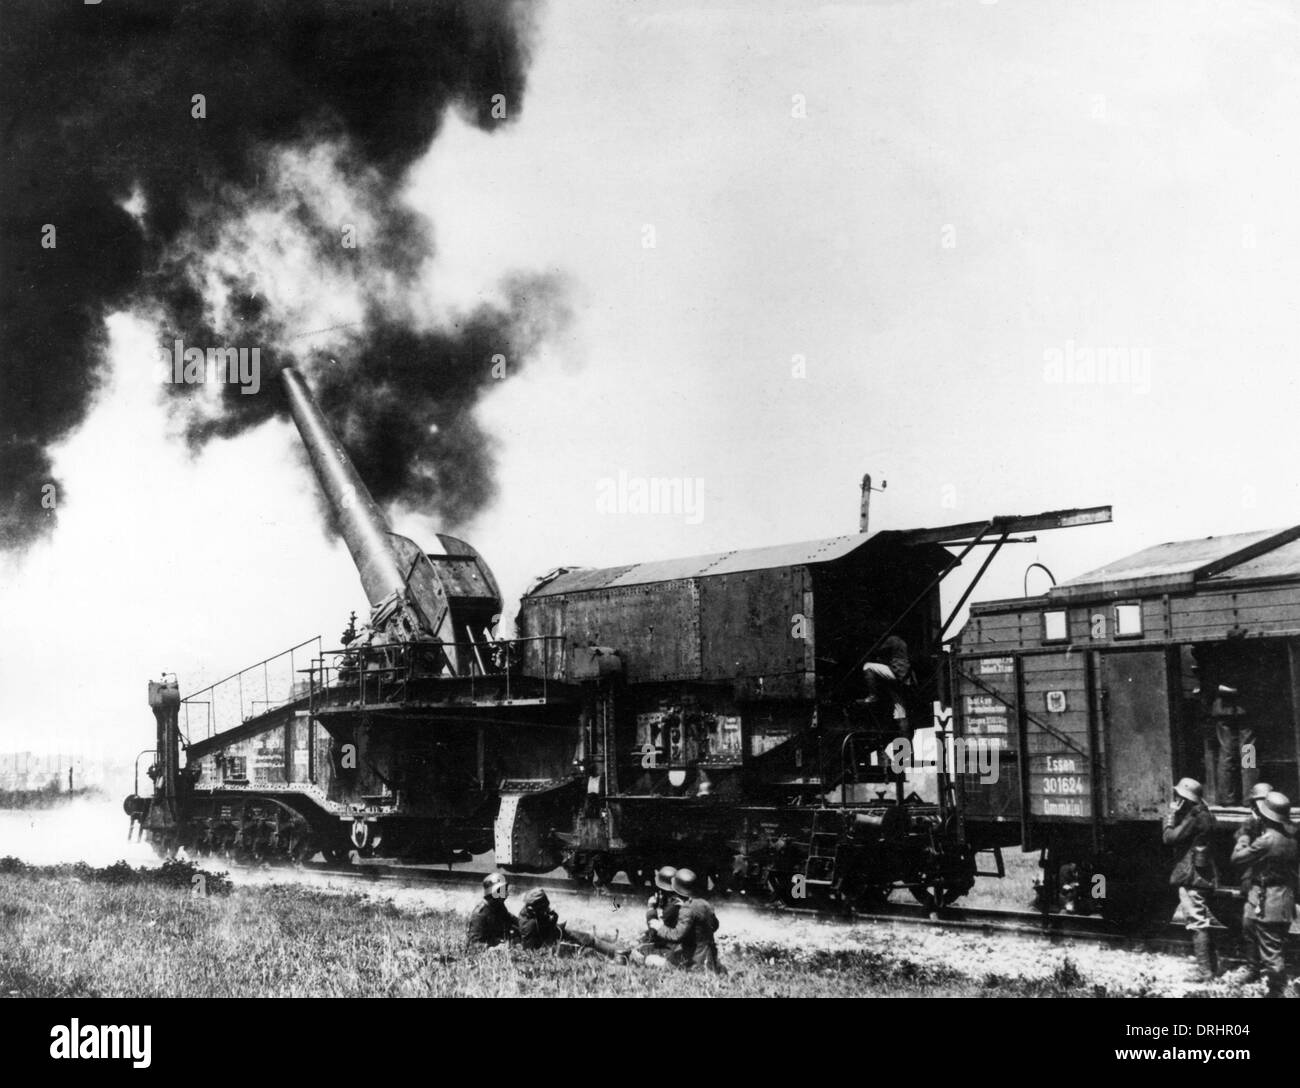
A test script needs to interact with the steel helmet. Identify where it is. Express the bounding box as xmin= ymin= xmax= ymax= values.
xmin=1173 ymin=778 xmax=1203 ymax=803
xmin=1258 ymin=791 xmax=1292 ymax=826
xmin=672 ymin=868 xmax=698 ymax=898
xmin=523 ymin=887 xmax=549 ymax=908
xmin=654 ymin=865 xmax=678 ymax=892
xmin=1249 ymin=782 xmax=1274 ymax=803
xmin=483 ymin=872 xmax=508 ymax=897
